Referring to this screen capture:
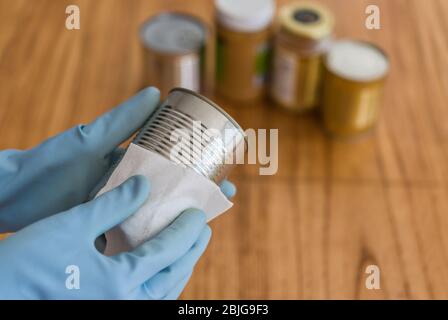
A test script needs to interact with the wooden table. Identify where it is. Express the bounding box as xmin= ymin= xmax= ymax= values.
xmin=1 ymin=0 xmax=448 ymax=299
